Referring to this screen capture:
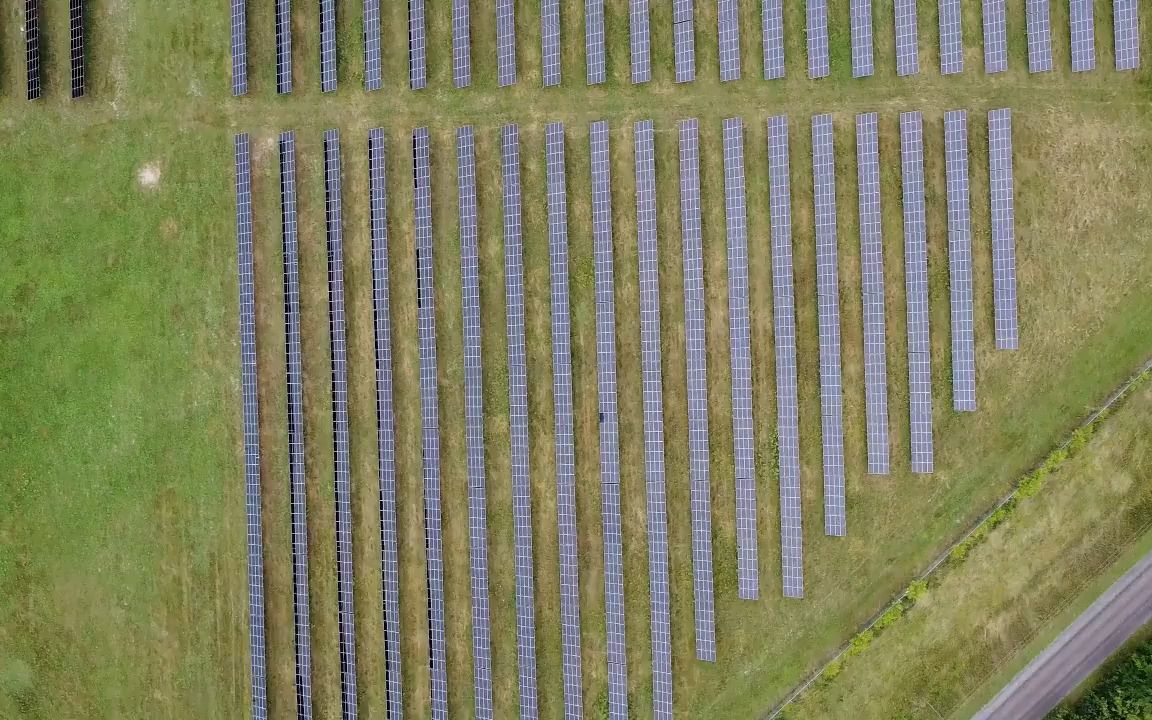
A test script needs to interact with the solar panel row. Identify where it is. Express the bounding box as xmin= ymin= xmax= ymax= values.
xmin=453 ymin=0 xmax=472 ymax=87
xmin=454 ymin=126 xmax=495 ymax=720
xmin=367 ymin=128 xmax=404 ymax=720
xmin=899 ymin=112 xmax=935 ymax=474
xmin=718 ymin=0 xmax=741 ymax=81
xmin=763 ymin=0 xmax=786 ymax=79
xmin=767 ymin=115 xmax=805 ymax=598
xmin=674 ymin=0 xmax=697 ymax=83
xmin=501 ymin=124 xmax=540 ymax=720
xmin=231 ymin=0 xmax=246 ymax=95
xmin=635 ymin=120 xmax=674 ymax=720
xmin=939 ymin=0 xmax=964 ymax=74
xmin=855 ymin=113 xmax=891 ymax=477
xmin=542 ymin=0 xmax=562 ymax=86
xmin=278 ymin=131 xmax=315 ymax=720
xmin=722 ymin=117 xmax=759 ymax=600
xmin=807 ymin=0 xmax=830 ymax=78
xmin=943 ymin=111 xmax=977 ymax=413
xmin=678 ymin=118 xmax=717 ymax=661
xmin=276 ymin=0 xmax=292 ymax=93
xmin=412 ymin=127 xmax=450 ymax=720
xmin=323 ymin=130 xmax=359 ymax=720
xmin=894 ymin=0 xmax=920 ymax=76
xmin=590 ymin=120 xmax=630 ymax=720
xmin=26 ymin=0 xmax=41 ymax=100
xmin=1026 ymin=0 xmax=1054 ymax=72
xmin=410 ymin=0 xmax=428 ymax=89
xmin=70 ymin=0 xmax=85 ymax=98
xmin=983 ymin=0 xmax=1008 ymax=73
xmin=631 ymin=0 xmax=653 ymax=83
xmin=811 ymin=114 xmax=847 ymax=537
xmin=850 ymin=0 xmax=875 ymax=77
xmin=587 ymin=0 xmax=607 ymax=84
xmin=497 ymin=0 xmax=518 ymax=87
xmin=1113 ymin=0 xmax=1141 ymax=71
xmin=1070 ymin=0 xmax=1096 ymax=71
xmin=987 ymin=109 xmax=1020 ymax=351
xmin=320 ymin=0 xmax=337 ymax=92
xmin=364 ymin=0 xmax=383 ymax=91
xmin=234 ymin=133 xmax=269 ymax=720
